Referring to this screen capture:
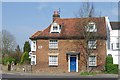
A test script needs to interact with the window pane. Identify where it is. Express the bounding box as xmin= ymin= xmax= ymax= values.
xmin=49 ymin=56 xmax=58 ymax=66
xmin=116 ymin=43 xmax=120 ymax=48
xmin=53 ymin=26 xmax=58 ymax=30
xmin=88 ymin=40 xmax=96 ymax=49
xmin=49 ymin=40 xmax=58 ymax=49
xmin=89 ymin=56 xmax=96 ymax=66
xmin=86 ymin=22 xmax=97 ymax=32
